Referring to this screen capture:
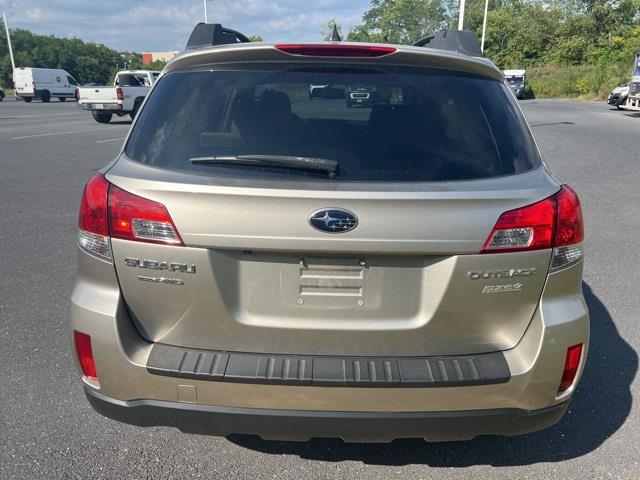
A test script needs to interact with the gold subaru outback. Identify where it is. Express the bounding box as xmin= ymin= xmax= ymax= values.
xmin=70 ymin=24 xmax=588 ymax=442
